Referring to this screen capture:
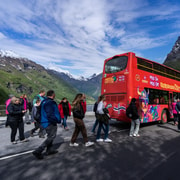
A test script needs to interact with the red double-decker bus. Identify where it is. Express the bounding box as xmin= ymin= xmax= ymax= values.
xmin=101 ymin=52 xmax=180 ymax=123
